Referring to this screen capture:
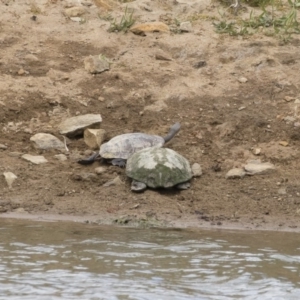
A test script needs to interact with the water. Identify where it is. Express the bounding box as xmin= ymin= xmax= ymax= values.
xmin=0 ymin=219 xmax=299 ymax=300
